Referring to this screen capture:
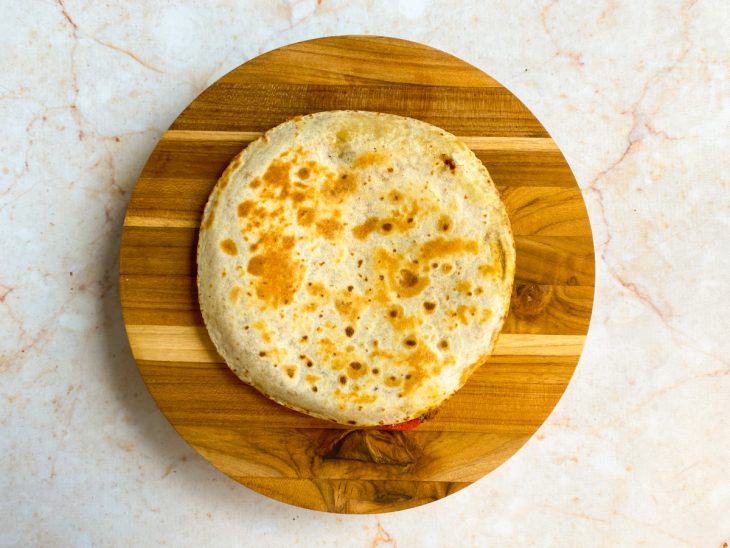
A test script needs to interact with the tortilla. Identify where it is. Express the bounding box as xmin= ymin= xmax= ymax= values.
xmin=197 ymin=111 xmax=515 ymax=426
